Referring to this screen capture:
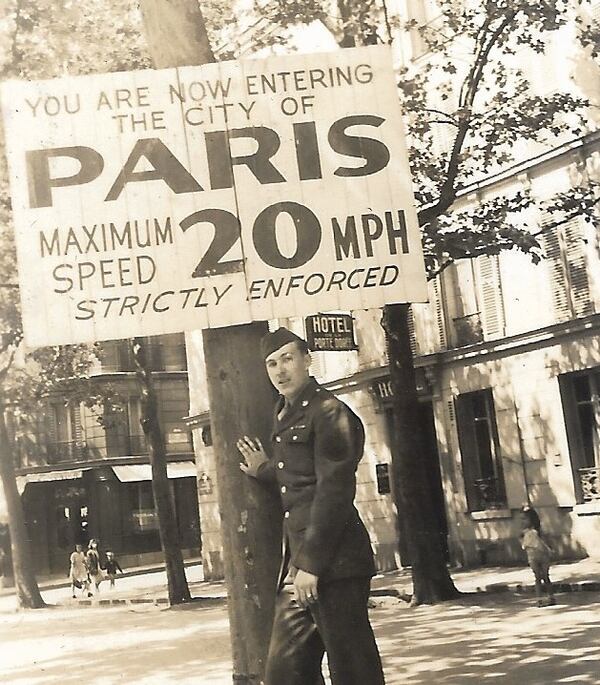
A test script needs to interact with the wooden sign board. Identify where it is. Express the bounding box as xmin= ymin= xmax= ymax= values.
xmin=1 ymin=45 xmax=427 ymax=347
